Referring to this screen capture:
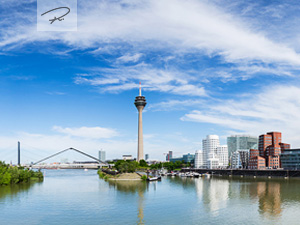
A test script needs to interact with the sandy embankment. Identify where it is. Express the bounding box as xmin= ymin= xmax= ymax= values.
xmin=109 ymin=172 xmax=142 ymax=181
